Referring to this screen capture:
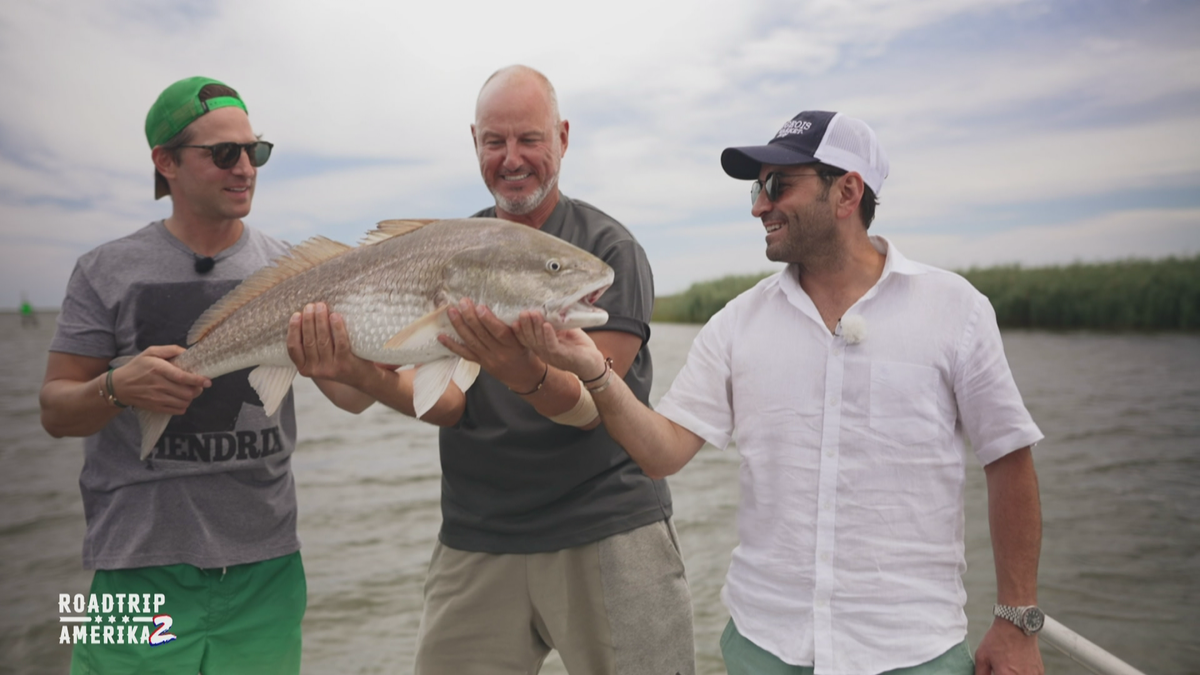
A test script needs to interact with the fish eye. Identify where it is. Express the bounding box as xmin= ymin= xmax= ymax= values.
xmin=546 ymin=259 xmax=562 ymax=273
